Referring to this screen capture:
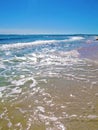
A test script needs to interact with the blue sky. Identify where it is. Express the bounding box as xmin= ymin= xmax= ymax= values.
xmin=0 ymin=0 xmax=98 ymax=34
